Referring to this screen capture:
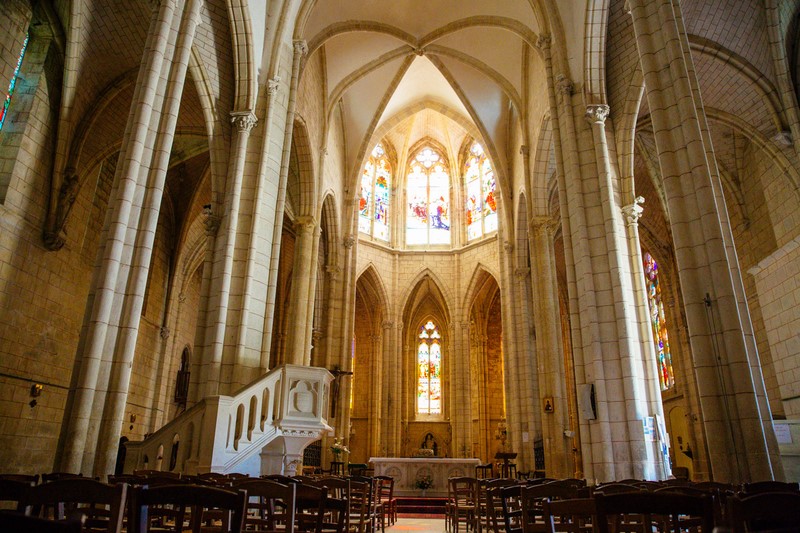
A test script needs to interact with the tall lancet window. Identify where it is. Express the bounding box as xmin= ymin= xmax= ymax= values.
xmin=417 ymin=321 xmax=442 ymax=415
xmin=464 ymin=142 xmax=497 ymax=240
xmin=0 ymin=32 xmax=29 ymax=131
xmin=644 ymin=252 xmax=674 ymax=390
xmin=358 ymin=143 xmax=391 ymax=240
xmin=406 ymin=147 xmax=451 ymax=245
